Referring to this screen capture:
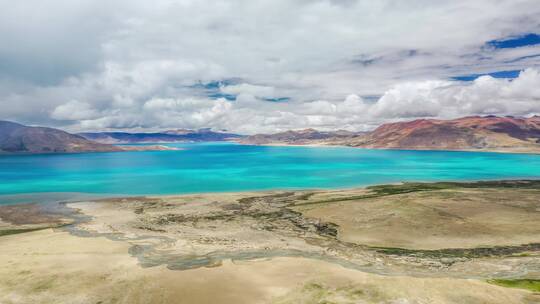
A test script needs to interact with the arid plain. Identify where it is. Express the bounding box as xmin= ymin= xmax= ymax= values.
xmin=1 ymin=181 xmax=539 ymax=303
